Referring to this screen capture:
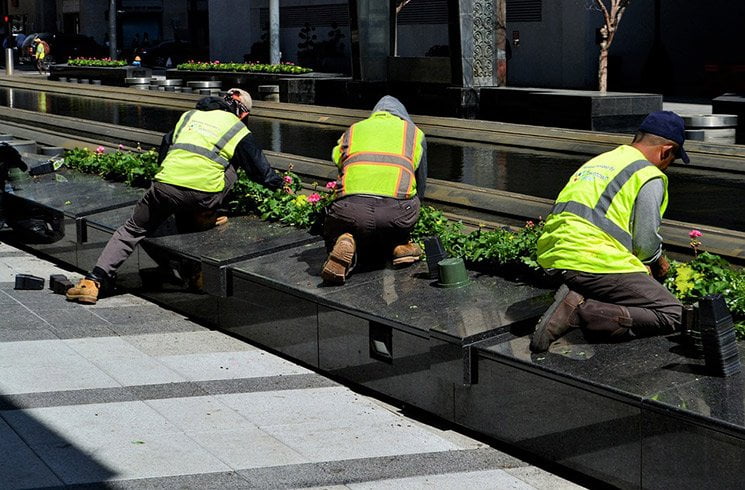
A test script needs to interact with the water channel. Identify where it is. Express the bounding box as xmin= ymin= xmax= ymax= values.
xmin=2 ymin=87 xmax=744 ymax=231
